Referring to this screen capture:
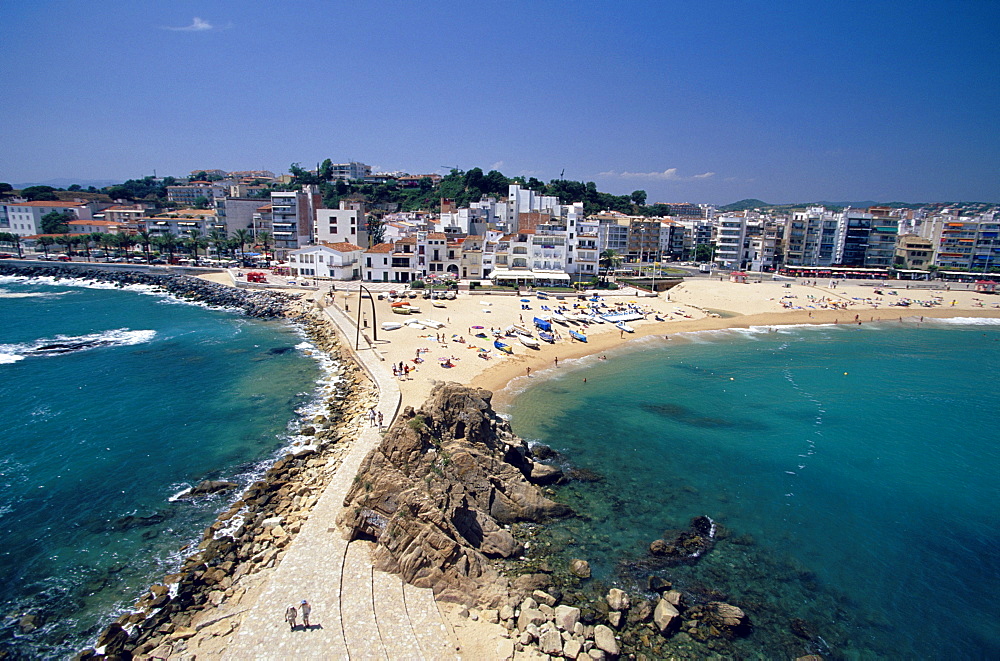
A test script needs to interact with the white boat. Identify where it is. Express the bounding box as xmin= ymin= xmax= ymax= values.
xmin=405 ymin=321 xmax=426 ymax=330
xmin=419 ymin=319 xmax=445 ymax=329
xmin=519 ymin=335 xmax=540 ymax=349
xmin=551 ymin=312 xmax=569 ymax=324
xmin=432 ymin=301 xmax=447 ymax=308
xmin=616 ymin=321 xmax=635 ymax=333
xmin=380 ymin=322 xmax=402 ymax=331
xmin=511 ymin=324 xmax=533 ymax=336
